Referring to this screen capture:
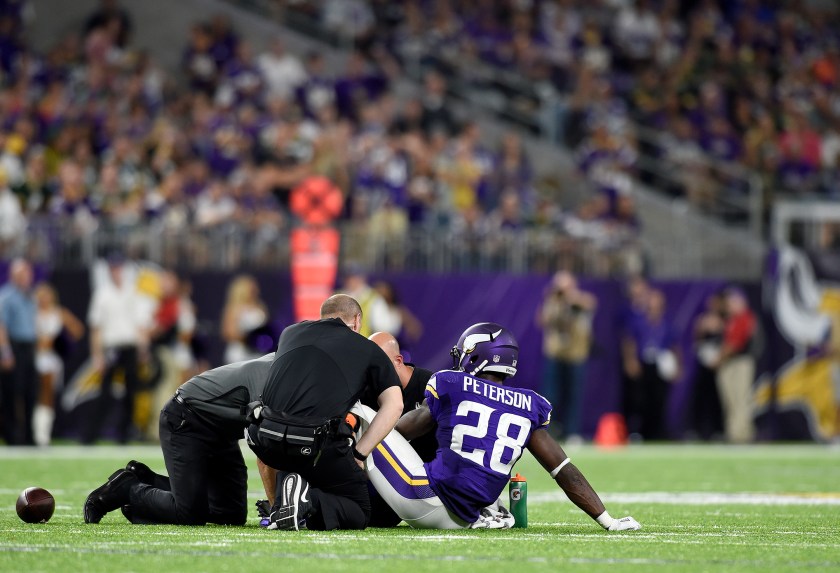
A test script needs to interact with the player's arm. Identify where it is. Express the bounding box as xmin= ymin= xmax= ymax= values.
xmin=395 ymin=399 xmax=435 ymax=440
xmin=527 ymin=430 xmax=641 ymax=531
xmin=354 ymin=385 xmax=402 ymax=463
